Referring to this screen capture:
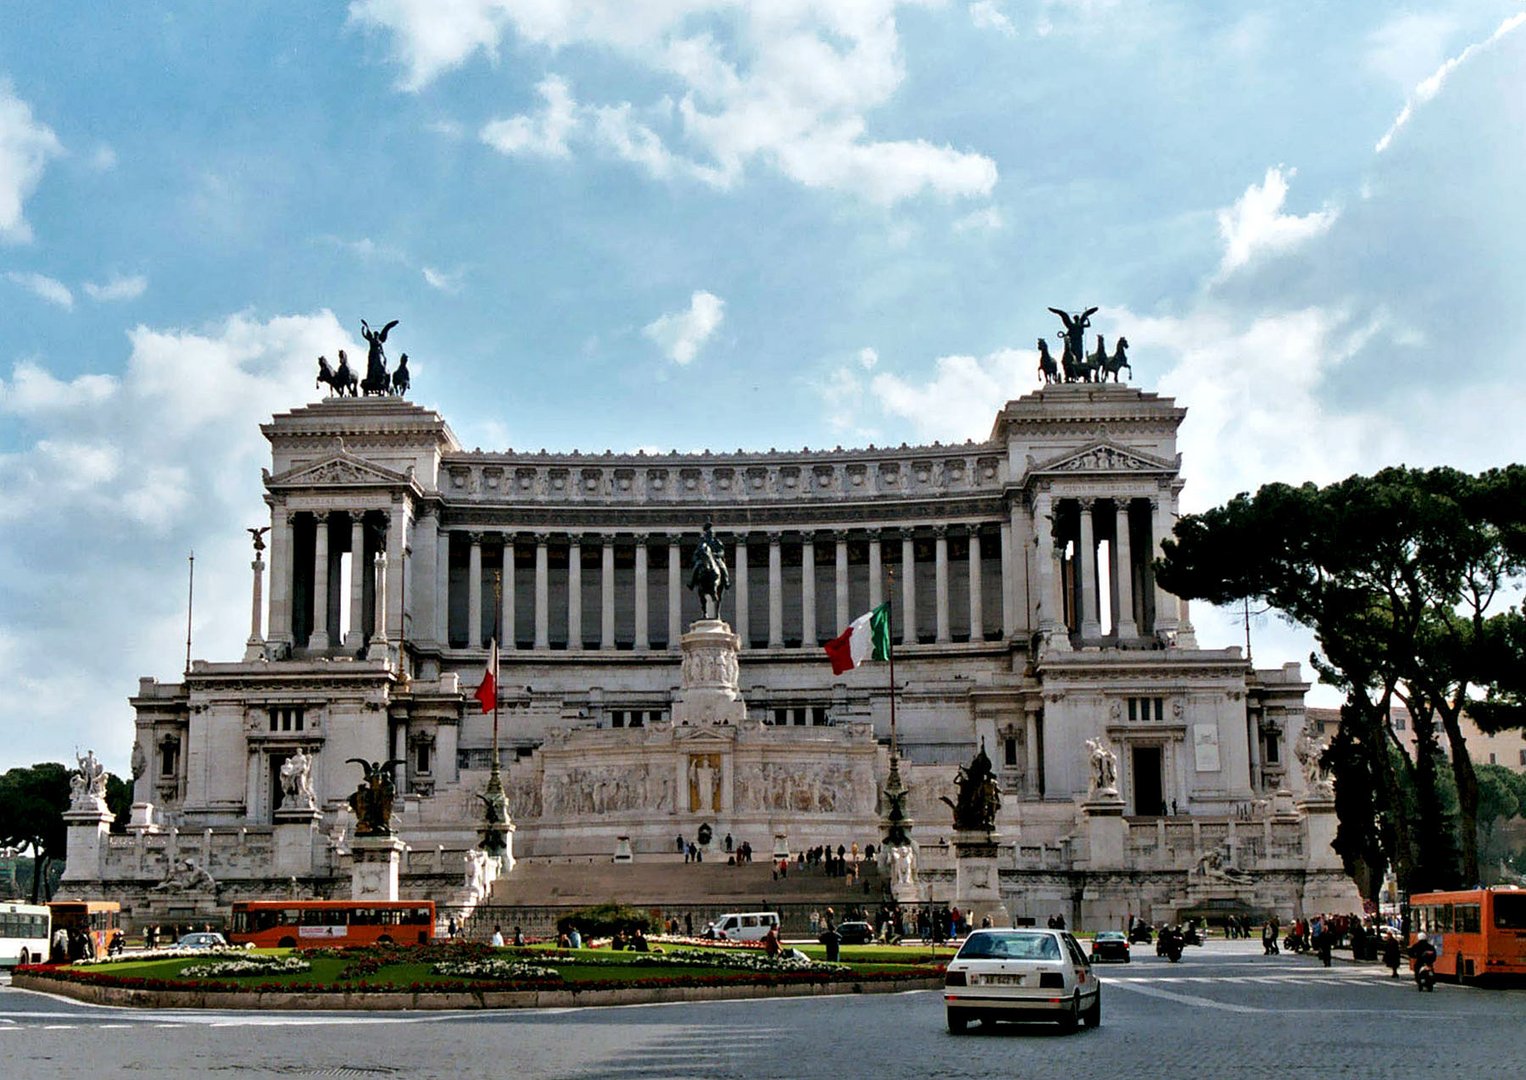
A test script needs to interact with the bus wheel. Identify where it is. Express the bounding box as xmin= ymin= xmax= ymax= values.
xmin=18 ymin=949 xmax=30 ymax=966
xmin=278 ymin=937 xmax=297 ymax=949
